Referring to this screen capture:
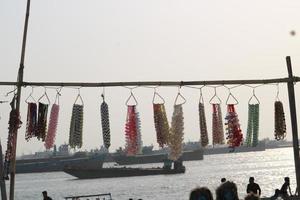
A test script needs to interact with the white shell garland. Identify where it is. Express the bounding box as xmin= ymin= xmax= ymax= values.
xmin=168 ymin=104 xmax=184 ymax=161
